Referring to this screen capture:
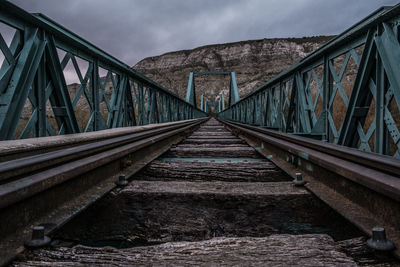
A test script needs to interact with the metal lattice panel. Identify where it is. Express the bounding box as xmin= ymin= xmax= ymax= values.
xmin=218 ymin=5 xmax=400 ymax=158
xmin=0 ymin=2 xmax=206 ymax=140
